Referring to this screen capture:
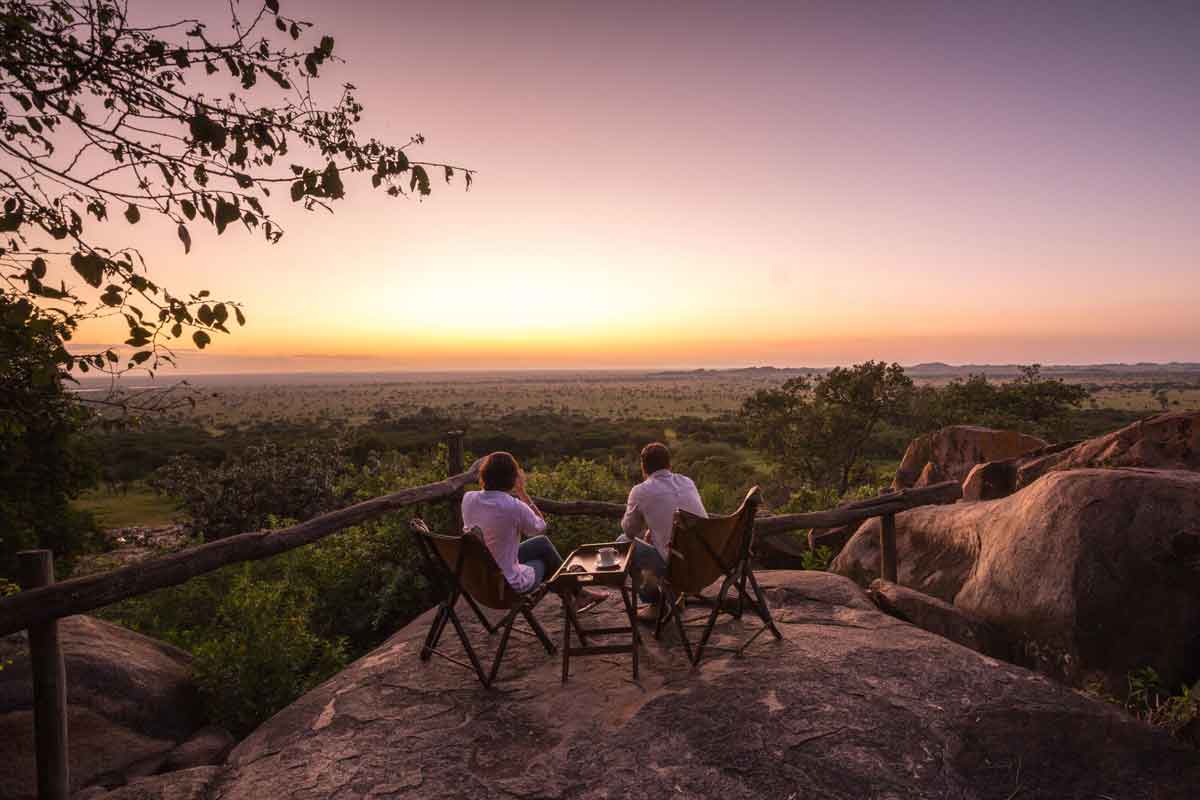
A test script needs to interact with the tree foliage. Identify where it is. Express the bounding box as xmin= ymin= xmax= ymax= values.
xmin=911 ymin=365 xmax=1091 ymax=440
xmin=151 ymin=438 xmax=348 ymax=541
xmin=0 ymin=292 xmax=97 ymax=577
xmin=741 ymin=361 xmax=914 ymax=493
xmin=1 ymin=0 xmax=470 ymax=377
